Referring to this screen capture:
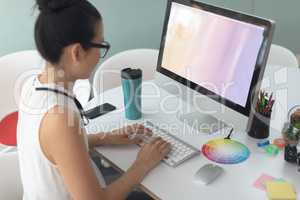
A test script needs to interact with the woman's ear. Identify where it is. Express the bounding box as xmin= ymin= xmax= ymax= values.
xmin=69 ymin=43 xmax=84 ymax=65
